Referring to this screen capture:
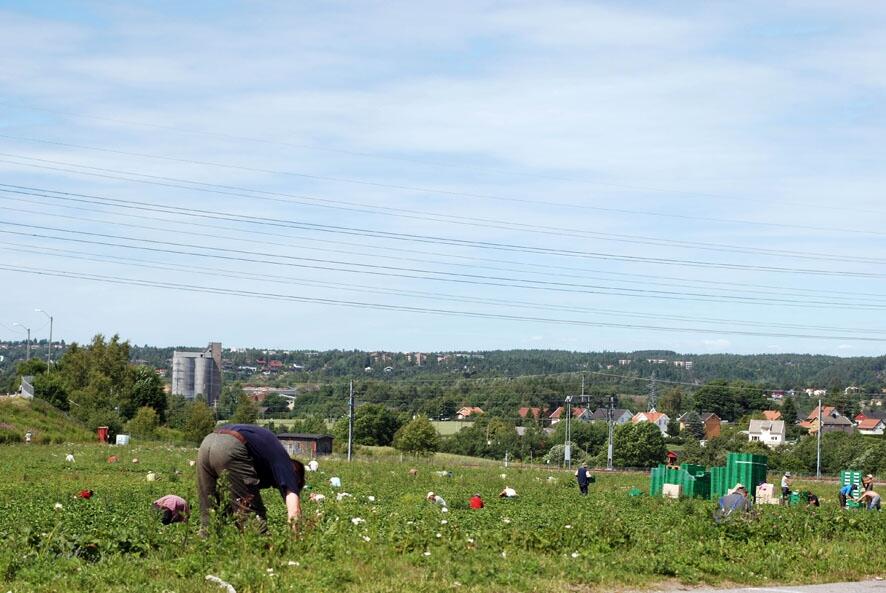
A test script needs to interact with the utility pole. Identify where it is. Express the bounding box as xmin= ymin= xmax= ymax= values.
xmin=607 ymin=395 xmax=614 ymax=470
xmin=36 ymin=309 xmax=53 ymax=363
xmin=564 ymin=395 xmax=572 ymax=469
xmin=13 ymin=323 xmax=30 ymax=361
xmin=347 ymin=380 xmax=355 ymax=462
xmin=648 ymin=372 xmax=657 ymax=412
xmin=816 ymin=398 xmax=822 ymax=479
